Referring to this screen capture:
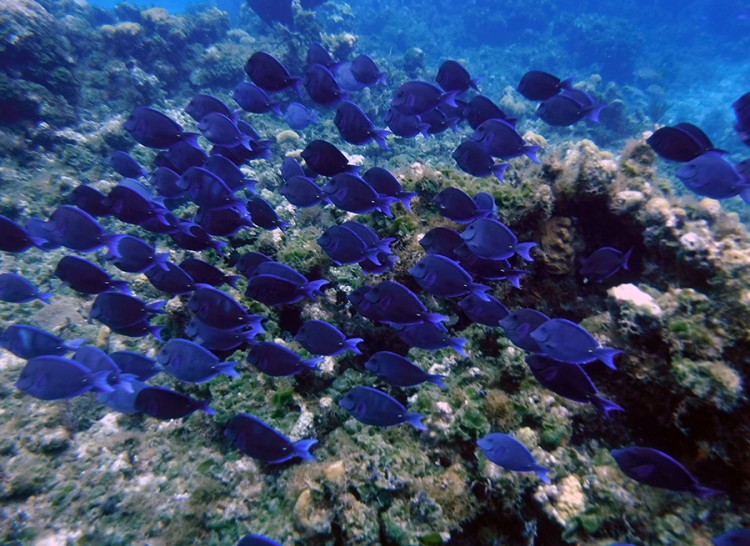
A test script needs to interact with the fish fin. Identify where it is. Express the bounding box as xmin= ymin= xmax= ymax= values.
xmin=440 ymin=90 xmax=459 ymax=108
xmin=740 ymin=187 xmax=750 ymax=204
xmin=691 ymin=484 xmax=723 ymax=498
xmin=514 ymin=242 xmax=536 ymax=261
xmin=560 ymin=77 xmax=575 ymax=90
xmin=345 ymin=337 xmax=363 ymax=355
xmin=302 ymin=279 xmax=329 ymax=298
xmin=198 ymin=400 xmax=216 ymax=415
xmin=404 ymin=411 xmax=427 ymax=431
xmin=533 ymin=465 xmax=551 ymax=484
xmin=220 ymin=362 xmax=241 ymax=378
xmin=590 ymin=396 xmax=624 ymax=418
xmin=111 ymin=280 xmax=131 ymax=293
xmin=105 ymin=234 xmax=125 ymax=258
xmin=301 ymin=357 xmax=322 ymax=369
xmin=153 ymin=253 xmax=170 ymax=271
xmin=211 ymin=239 xmax=227 ymax=253
xmin=469 ymin=77 xmax=481 ymax=91
xmin=450 ymin=336 xmax=468 ymax=356
xmin=37 ymin=292 xmax=53 ymax=304
xmin=377 ymin=196 xmax=398 ymax=217
xmin=397 ymin=191 xmax=417 ymax=211
xmin=149 ymin=325 xmax=164 ymax=342
xmin=147 ymin=301 xmax=167 ymax=314
xmin=90 ymin=370 xmax=115 ymax=394
xmin=224 ymin=275 xmax=242 ymax=289
xmin=594 ymin=347 xmax=622 ymax=370
xmin=621 ymin=247 xmax=634 ymax=271
xmin=524 ymin=145 xmax=541 ymax=164
xmin=424 ymin=313 xmax=449 ymax=328
xmin=118 ymin=374 xmax=138 ymax=393
xmin=470 ymin=283 xmax=491 ymax=301
xmin=63 ymin=338 xmax=87 ymax=351
xmin=586 ymin=104 xmax=606 ymax=123
xmin=418 ymin=123 xmax=431 ymax=139
xmin=491 ymin=163 xmax=510 ymax=183
xmin=376 ymin=238 xmax=396 ymax=255
xmin=292 ymin=438 xmax=318 ymax=461
xmin=30 ymin=236 xmax=50 ymax=249
xmin=270 ymin=102 xmax=283 ymax=117
xmin=428 ymin=374 xmax=448 ymax=389
xmin=289 ymin=77 xmax=303 ymax=95
xmin=372 ymin=129 xmax=392 ymax=150
xmin=506 ymin=271 xmax=527 ymax=289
